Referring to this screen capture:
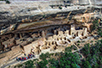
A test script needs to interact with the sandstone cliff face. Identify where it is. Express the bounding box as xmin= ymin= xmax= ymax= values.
xmin=1 ymin=0 xmax=102 ymax=35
